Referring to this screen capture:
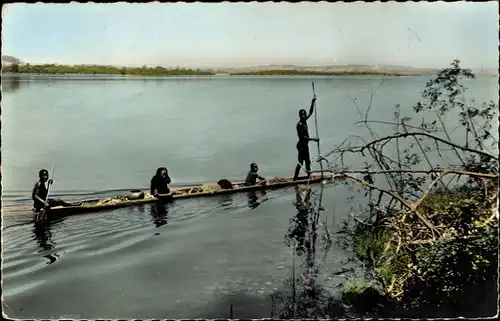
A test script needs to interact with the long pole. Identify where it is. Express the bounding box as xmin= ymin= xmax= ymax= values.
xmin=312 ymin=82 xmax=323 ymax=178
xmin=45 ymin=164 xmax=56 ymax=202
xmin=292 ymin=240 xmax=296 ymax=317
